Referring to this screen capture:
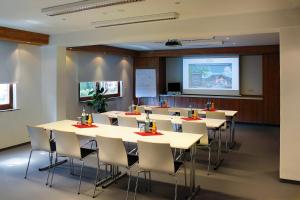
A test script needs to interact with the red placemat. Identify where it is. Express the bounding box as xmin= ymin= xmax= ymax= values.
xmin=203 ymin=109 xmax=216 ymax=112
xmin=73 ymin=124 xmax=98 ymax=128
xmin=134 ymin=131 xmax=163 ymax=136
xmin=125 ymin=112 xmax=141 ymax=115
xmin=181 ymin=117 xmax=202 ymax=121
